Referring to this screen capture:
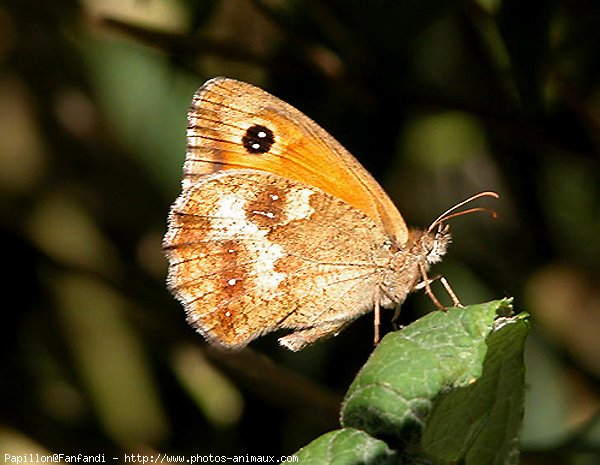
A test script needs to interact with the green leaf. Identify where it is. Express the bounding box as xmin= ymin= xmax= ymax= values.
xmin=293 ymin=428 xmax=397 ymax=465
xmin=421 ymin=312 xmax=528 ymax=465
xmin=290 ymin=300 xmax=528 ymax=465
xmin=341 ymin=300 xmax=513 ymax=438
